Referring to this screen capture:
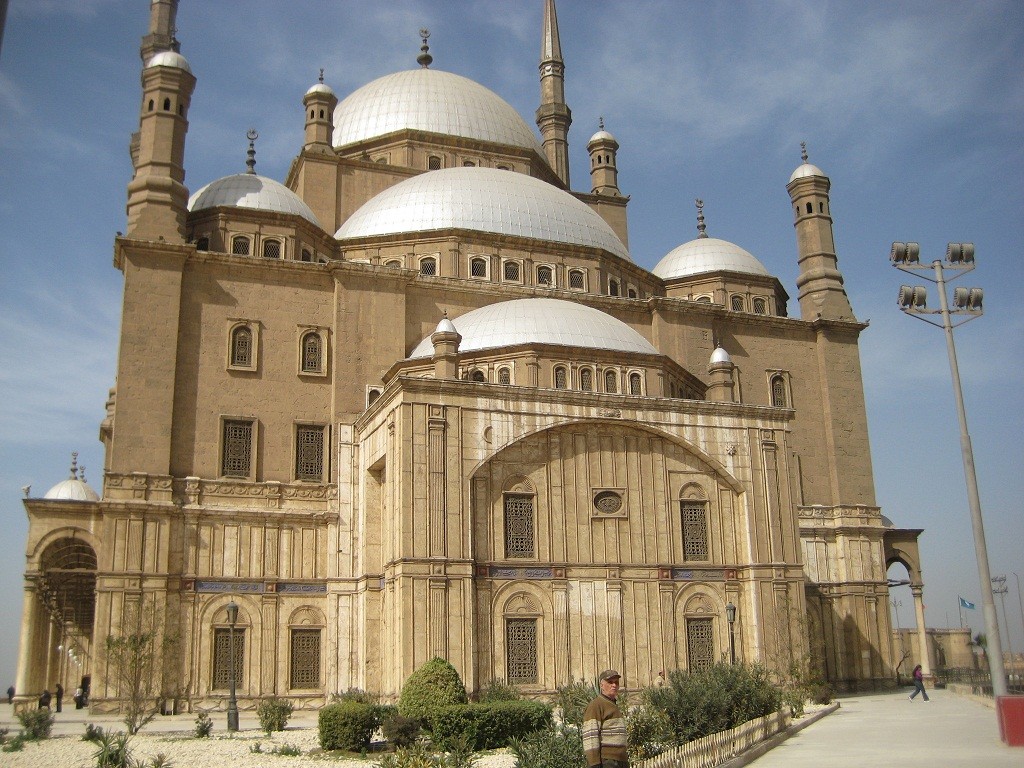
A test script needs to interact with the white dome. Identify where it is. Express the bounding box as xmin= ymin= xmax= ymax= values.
xmin=408 ymin=298 xmax=657 ymax=359
xmin=652 ymin=237 xmax=769 ymax=280
xmin=336 ymin=167 xmax=631 ymax=261
xmin=306 ymin=82 xmax=335 ymax=97
xmin=332 ymin=69 xmax=545 ymax=155
xmin=188 ymin=174 xmax=322 ymax=228
xmin=588 ymin=129 xmax=617 ymax=144
xmin=710 ymin=346 xmax=732 ymax=365
xmin=43 ymin=478 xmax=99 ymax=502
xmin=789 ymin=162 xmax=826 ymax=182
xmin=146 ymin=51 xmax=192 ymax=73
xmin=434 ymin=317 xmax=458 ymax=334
